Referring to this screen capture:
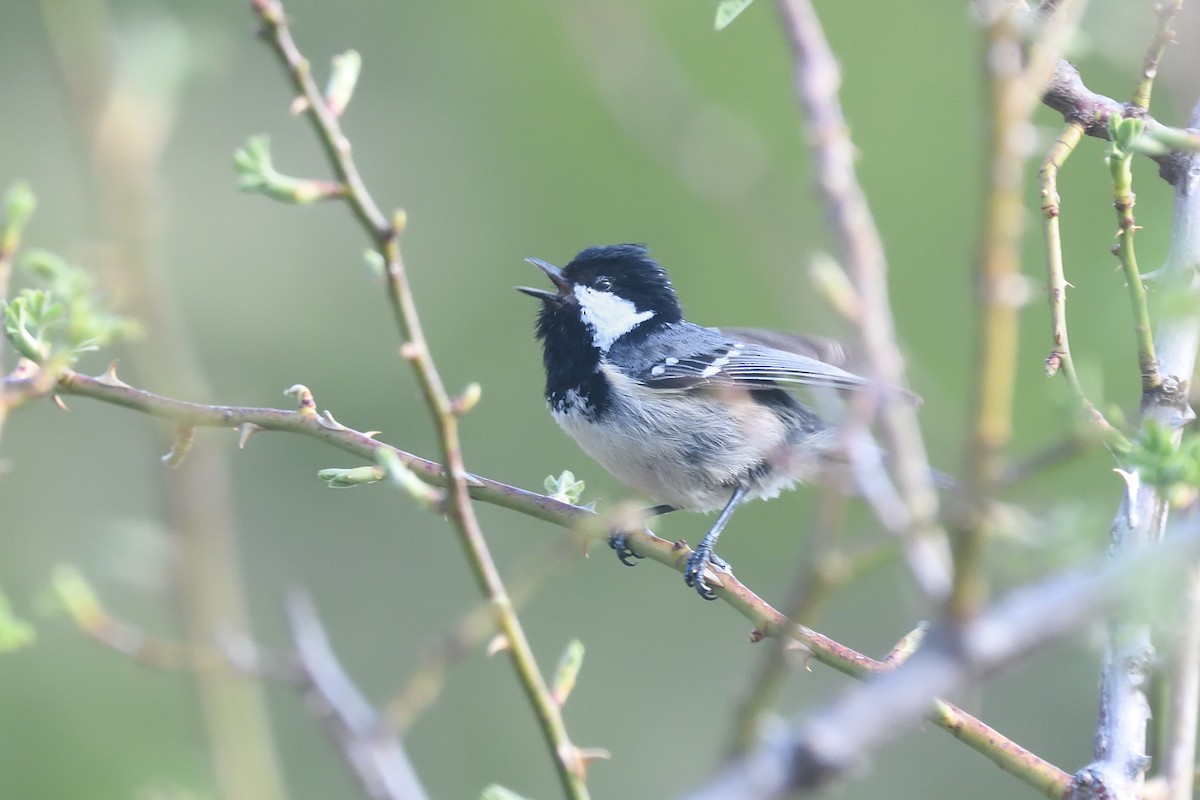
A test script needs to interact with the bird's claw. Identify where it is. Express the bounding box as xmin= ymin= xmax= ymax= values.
xmin=683 ymin=546 xmax=724 ymax=600
xmin=608 ymin=531 xmax=644 ymax=566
